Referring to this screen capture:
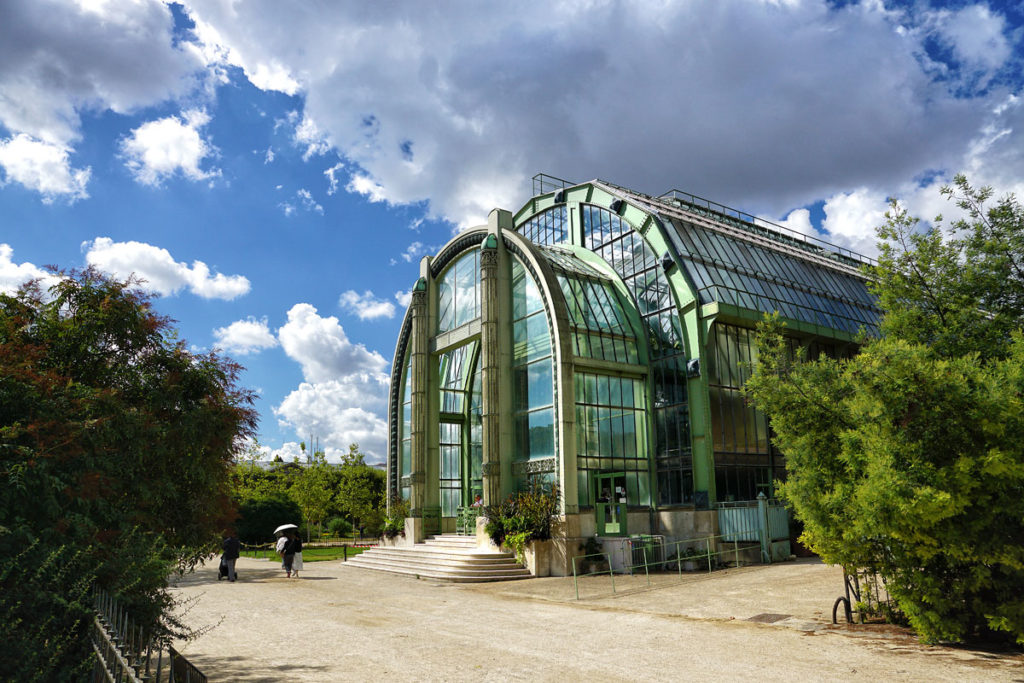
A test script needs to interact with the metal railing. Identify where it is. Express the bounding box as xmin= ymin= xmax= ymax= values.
xmin=455 ymin=506 xmax=481 ymax=535
xmin=571 ymin=529 xmax=765 ymax=600
xmin=832 ymin=568 xmax=900 ymax=625
xmin=91 ymin=589 xmax=206 ymax=682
